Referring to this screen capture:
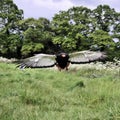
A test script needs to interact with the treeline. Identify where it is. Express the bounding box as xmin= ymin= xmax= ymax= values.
xmin=0 ymin=0 xmax=120 ymax=60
